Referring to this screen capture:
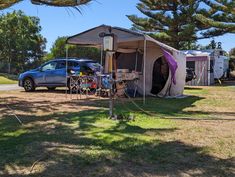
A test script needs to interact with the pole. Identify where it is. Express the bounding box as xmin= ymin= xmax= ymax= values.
xmin=109 ymin=84 xmax=114 ymax=118
xmin=100 ymin=45 xmax=103 ymax=67
xmin=143 ymin=37 xmax=147 ymax=104
xmin=65 ymin=45 xmax=68 ymax=97
xmin=135 ymin=50 xmax=138 ymax=71
xmin=108 ymin=52 xmax=114 ymax=118
xmin=207 ymin=56 xmax=210 ymax=86
xmin=98 ymin=45 xmax=104 ymax=98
